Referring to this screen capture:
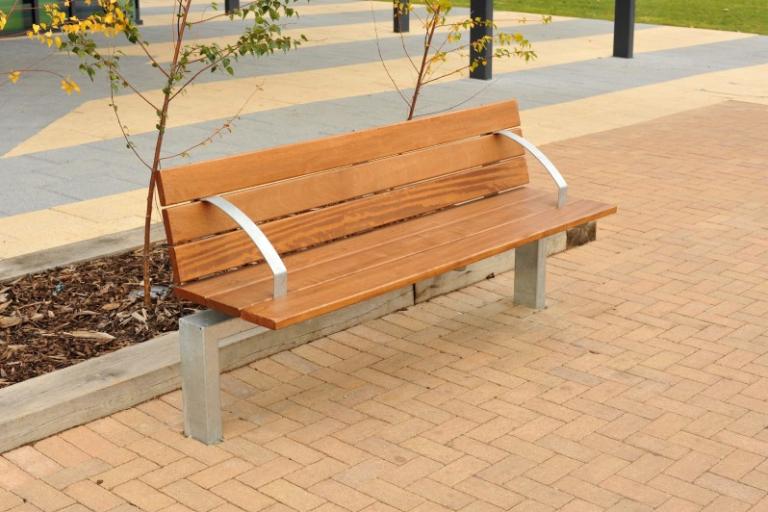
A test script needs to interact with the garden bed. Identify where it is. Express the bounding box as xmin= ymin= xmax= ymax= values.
xmin=0 ymin=245 xmax=200 ymax=388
